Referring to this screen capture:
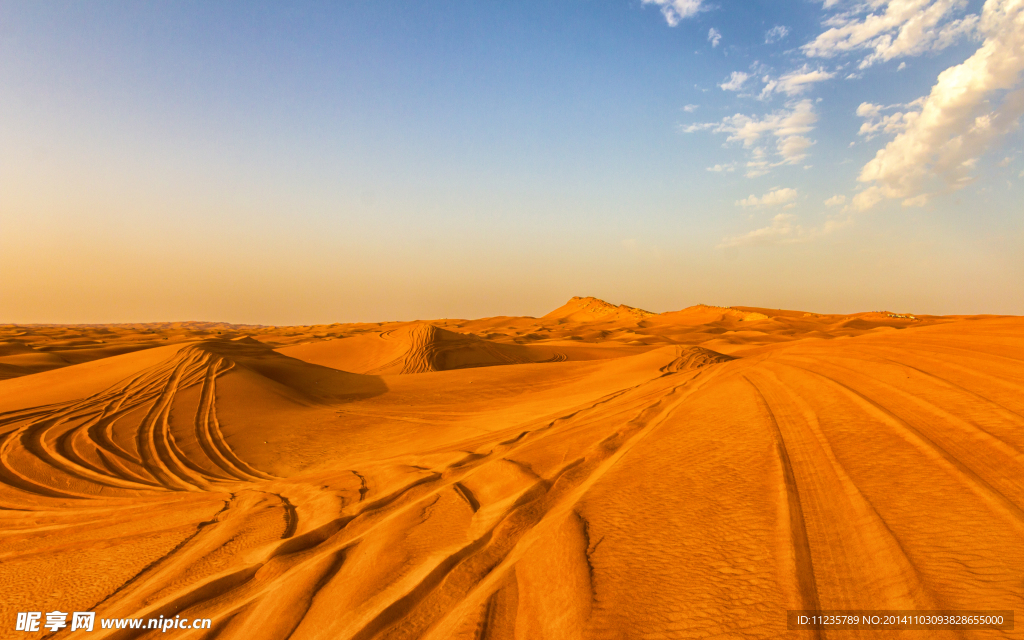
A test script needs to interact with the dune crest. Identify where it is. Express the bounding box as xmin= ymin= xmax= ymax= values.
xmin=543 ymin=296 xmax=655 ymax=323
